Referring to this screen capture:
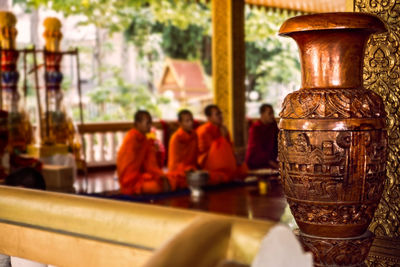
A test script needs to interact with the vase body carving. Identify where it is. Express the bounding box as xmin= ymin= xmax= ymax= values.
xmin=278 ymin=13 xmax=387 ymax=266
